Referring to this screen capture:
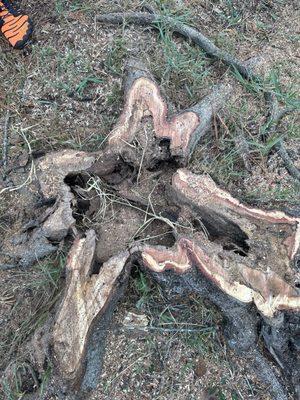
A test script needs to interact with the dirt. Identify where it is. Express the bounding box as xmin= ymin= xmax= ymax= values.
xmin=92 ymin=287 xmax=273 ymax=400
xmin=0 ymin=0 xmax=299 ymax=399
